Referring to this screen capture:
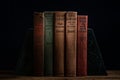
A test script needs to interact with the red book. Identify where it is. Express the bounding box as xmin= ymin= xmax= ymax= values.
xmin=33 ymin=12 xmax=44 ymax=76
xmin=77 ymin=15 xmax=88 ymax=76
